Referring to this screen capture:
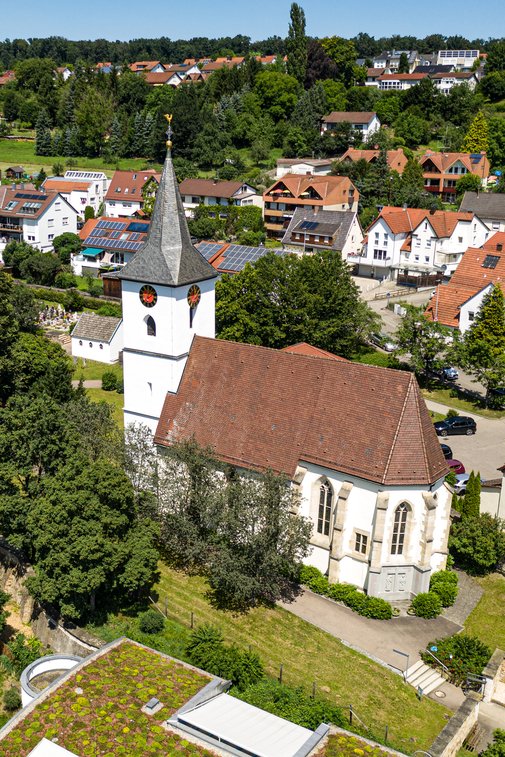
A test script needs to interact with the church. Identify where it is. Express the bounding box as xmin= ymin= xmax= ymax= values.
xmin=116 ymin=121 xmax=452 ymax=602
